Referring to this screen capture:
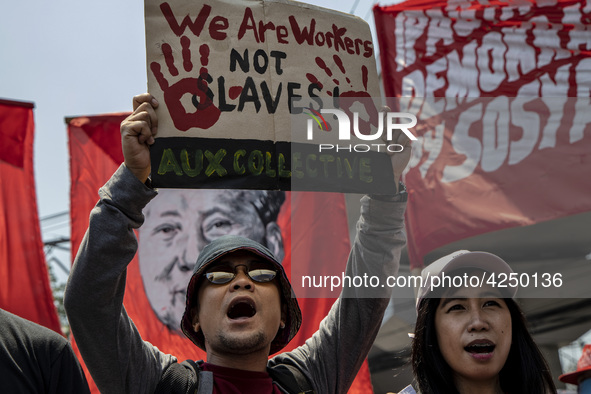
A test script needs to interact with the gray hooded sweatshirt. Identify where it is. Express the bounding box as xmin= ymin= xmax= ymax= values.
xmin=64 ymin=164 xmax=407 ymax=394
